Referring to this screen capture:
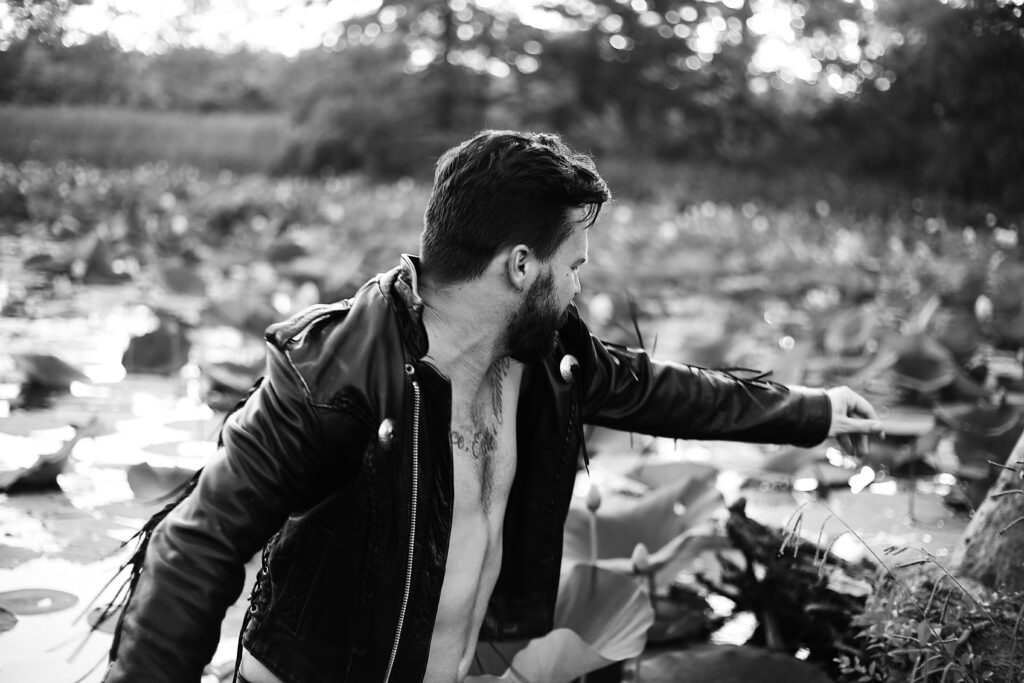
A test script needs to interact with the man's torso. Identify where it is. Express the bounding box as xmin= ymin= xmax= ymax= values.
xmin=423 ymin=358 xmax=523 ymax=682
